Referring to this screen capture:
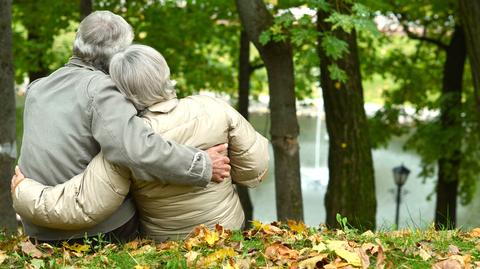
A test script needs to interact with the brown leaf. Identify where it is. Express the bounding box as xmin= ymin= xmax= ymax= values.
xmin=448 ymin=245 xmax=460 ymax=255
xmin=124 ymin=240 xmax=140 ymax=250
xmin=265 ymin=243 xmax=299 ymax=262
xmin=156 ymin=241 xmax=178 ymax=251
xmin=356 ymin=247 xmax=370 ymax=269
xmin=20 ymin=241 xmax=44 ymax=258
xmin=469 ymin=228 xmax=480 ymax=237
xmin=375 ymin=243 xmax=386 ymax=269
xmin=432 ymin=259 xmax=463 ymax=269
